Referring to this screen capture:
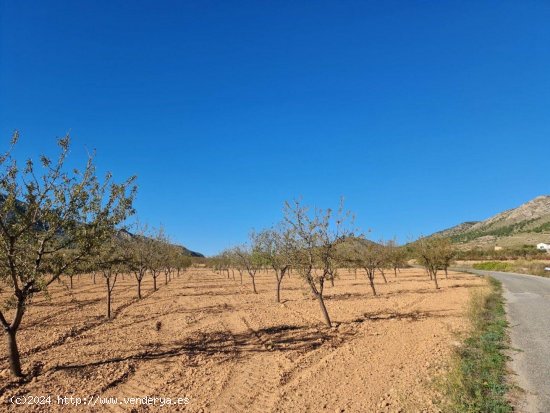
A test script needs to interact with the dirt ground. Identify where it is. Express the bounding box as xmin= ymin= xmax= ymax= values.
xmin=0 ymin=268 xmax=484 ymax=412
